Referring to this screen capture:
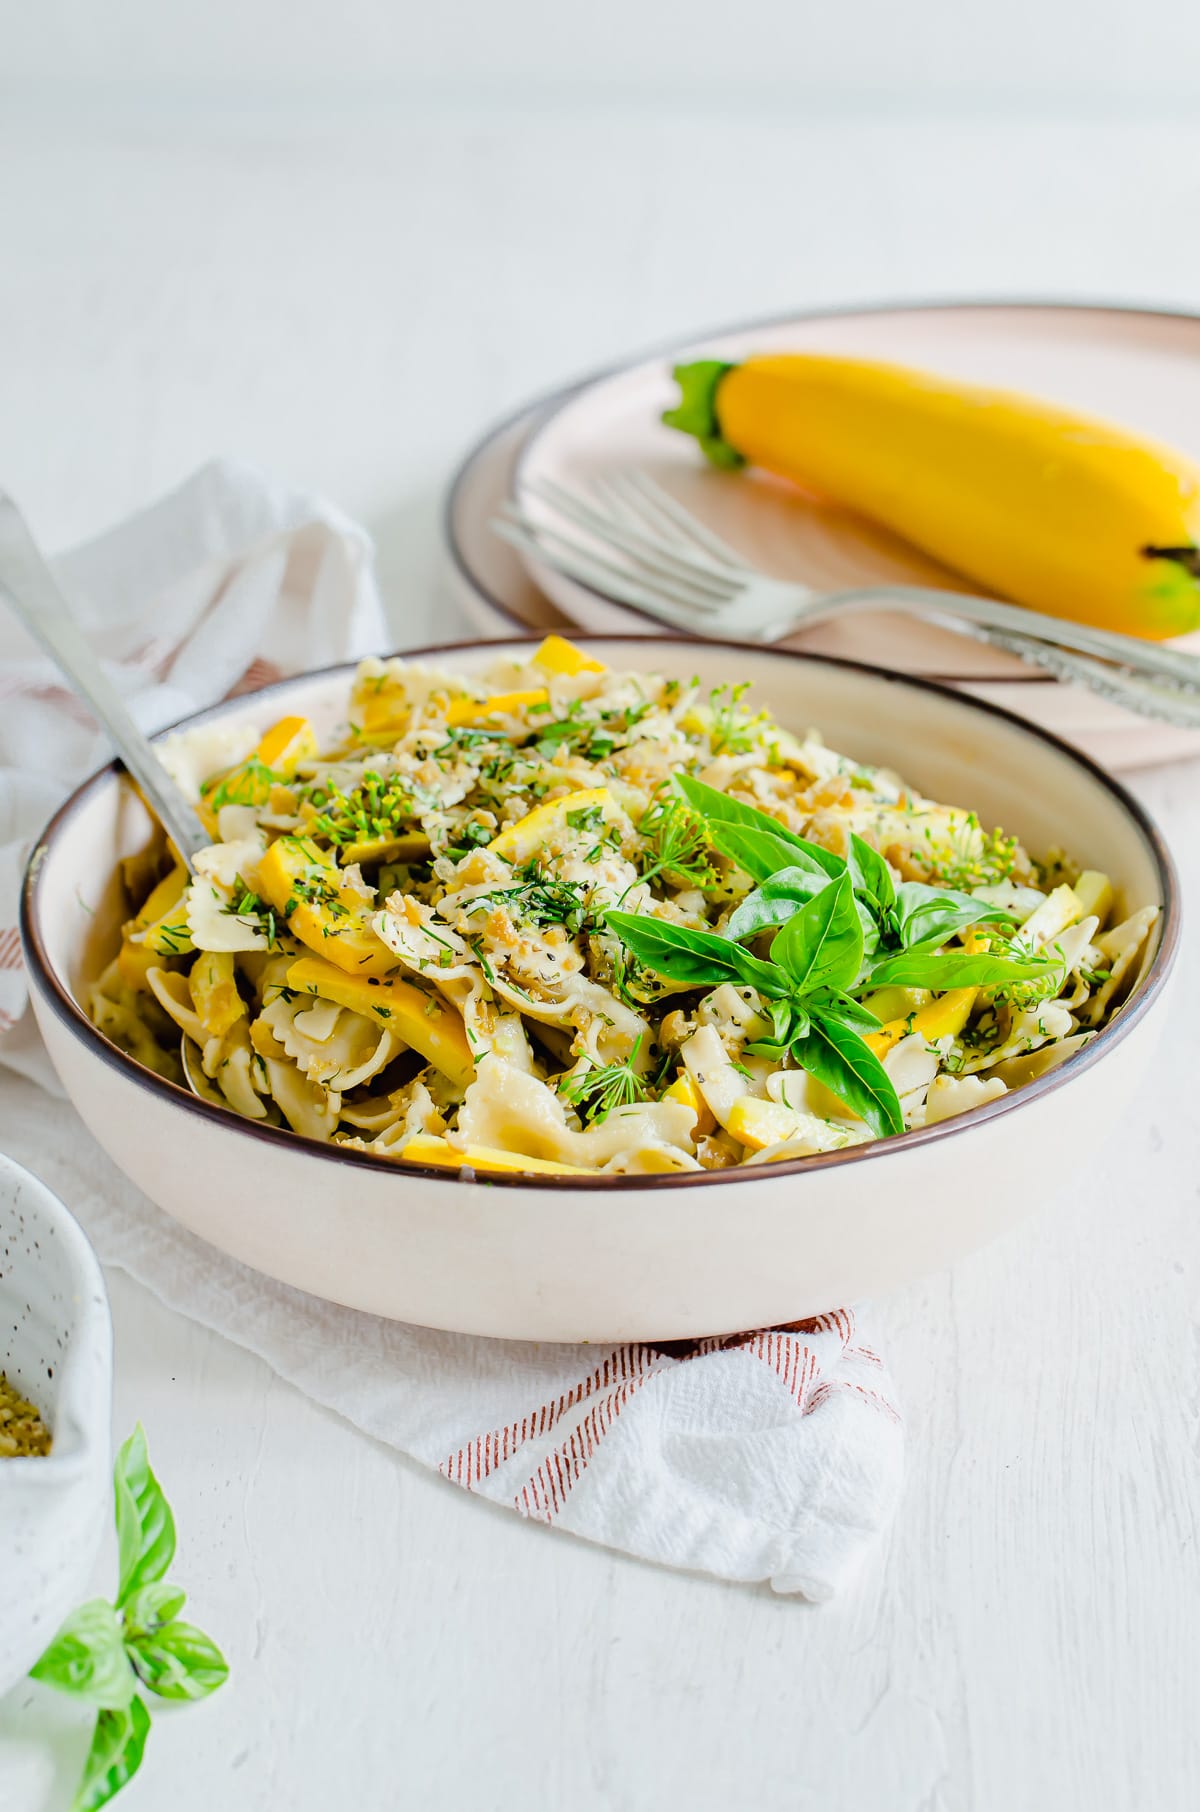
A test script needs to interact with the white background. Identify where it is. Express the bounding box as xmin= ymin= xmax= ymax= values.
xmin=6 ymin=0 xmax=1200 ymax=108
xmin=2 ymin=5 xmax=1200 ymax=1809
